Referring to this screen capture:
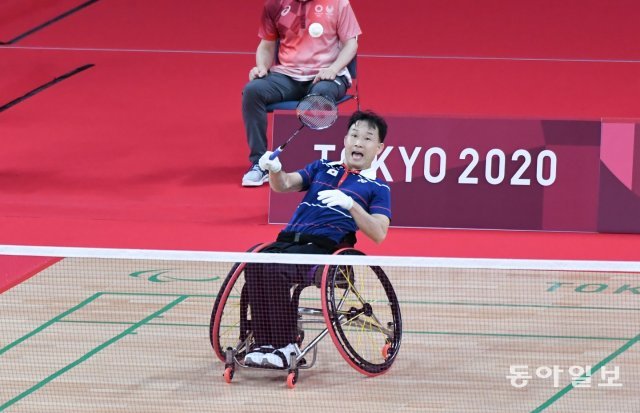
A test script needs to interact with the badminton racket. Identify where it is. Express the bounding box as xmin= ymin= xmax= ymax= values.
xmin=269 ymin=94 xmax=338 ymax=160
